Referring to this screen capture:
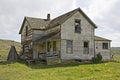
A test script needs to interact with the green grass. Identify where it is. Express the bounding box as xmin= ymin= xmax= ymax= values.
xmin=0 ymin=61 xmax=120 ymax=80
xmin=113 ymin=54 xmax=120 ymax=62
